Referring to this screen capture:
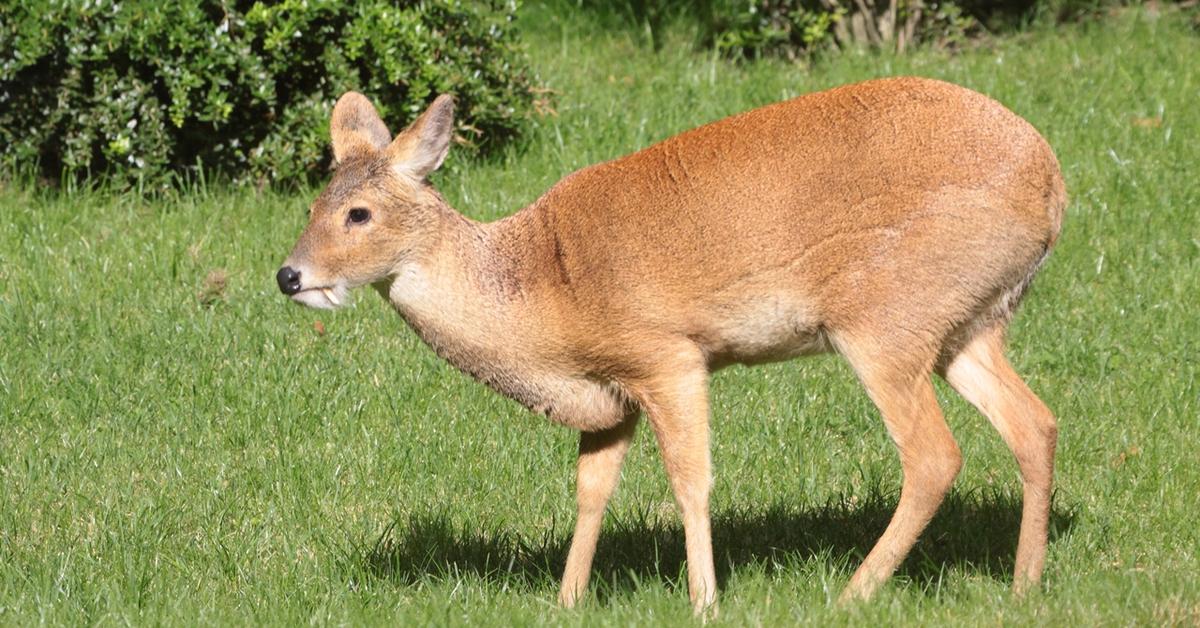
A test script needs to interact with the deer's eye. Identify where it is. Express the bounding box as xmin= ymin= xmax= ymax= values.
xmin=347 ymin=207 xmax=371 ymax=225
